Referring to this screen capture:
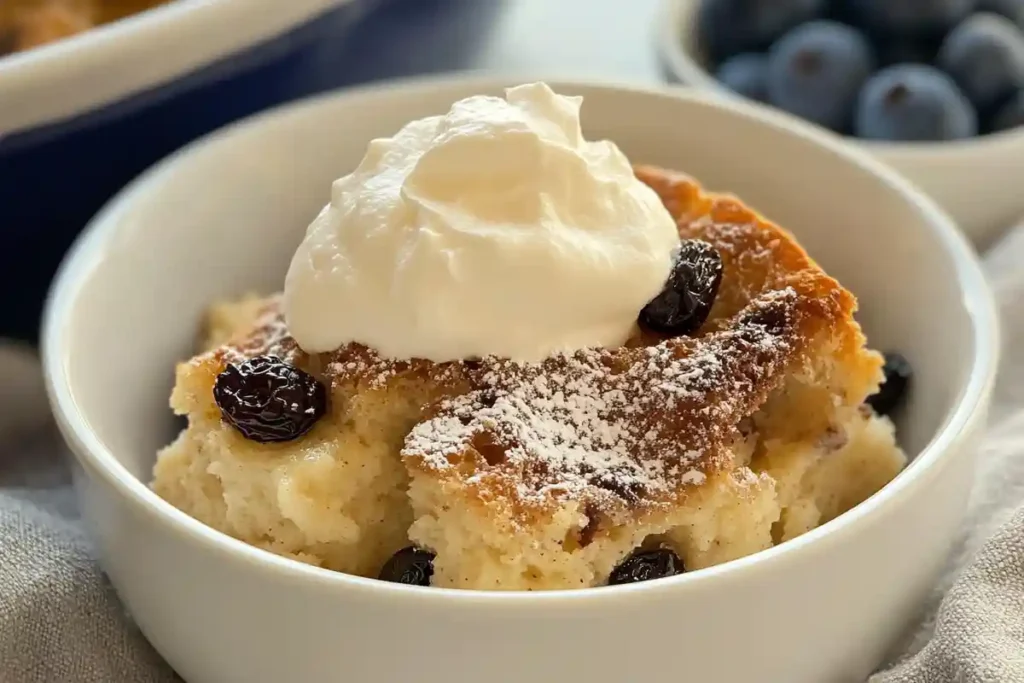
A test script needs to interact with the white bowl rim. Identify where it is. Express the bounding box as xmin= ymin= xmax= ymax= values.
xmin=654 ymin=0 xmax=1024 ymax=157
xmin=43 ymin=72 xmax=1000 ymax=608
xmin=0 ymin=0 xmax=358 ymax=136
